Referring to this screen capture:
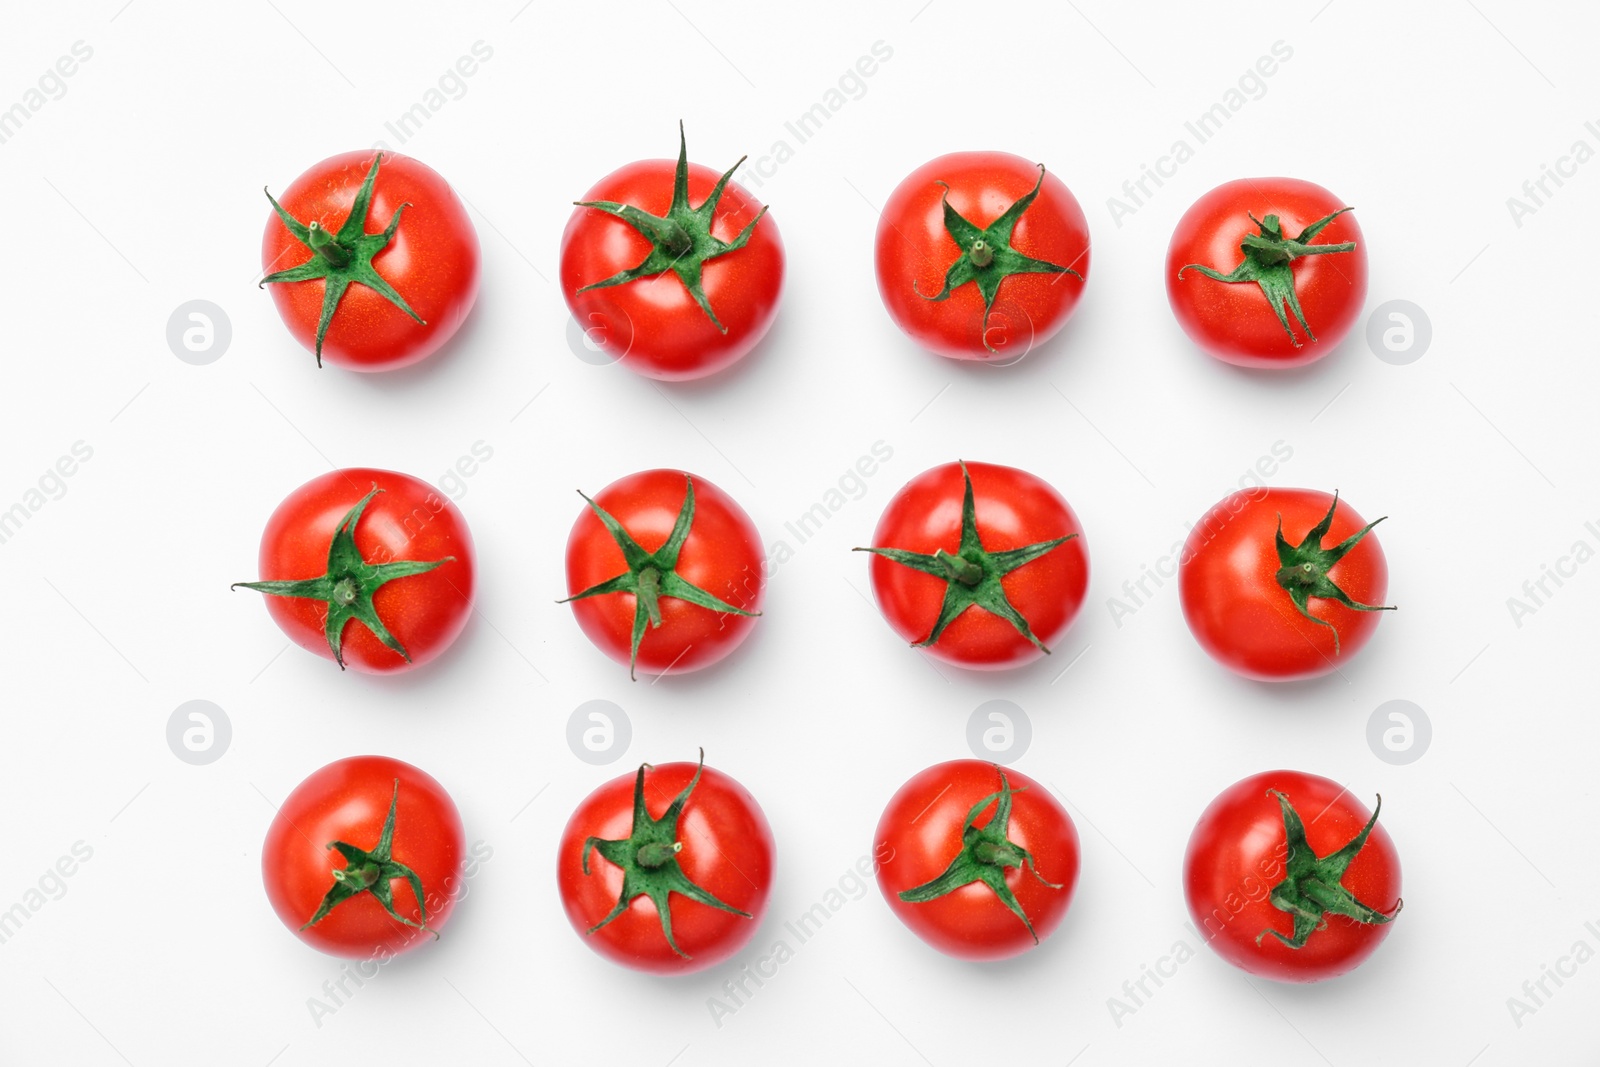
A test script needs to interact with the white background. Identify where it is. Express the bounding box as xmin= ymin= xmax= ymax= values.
xmin=0 ymin=1 xmax=1595 ymax=1064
